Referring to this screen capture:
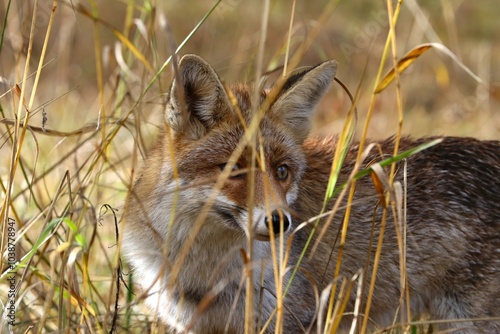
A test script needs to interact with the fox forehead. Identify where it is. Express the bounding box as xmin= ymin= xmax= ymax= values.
xmin=225 ymin=82 xmax=266 ymax=119
xmin=174 ymin=121 xmax=306 ymax=180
